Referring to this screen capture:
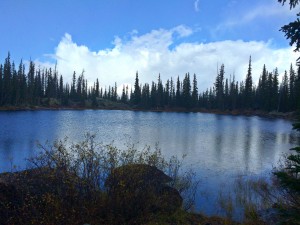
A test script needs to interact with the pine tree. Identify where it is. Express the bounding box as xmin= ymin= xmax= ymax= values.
xmin=224 ymin=78 xmax=229 ymax=109
xmin=59 ymin=75 xmax=64 ymax=101
xmin=11 ymin=62 xmax=18 ymax=105
xmin=19 ymin=61 xmax=27 ymax=104
xmin=65 ymin=83 xmax=70 ymax=99
xmin=192 ymin=74 xmax=198 ymax=107
xmin=150 ymin=81 xmax=157 ymax=108
xmin=125 ymin=85 xmax=129 ymax=102
xmin=277 ymin=0 xmax=300 ymax=64
xmin=34 ymin=68 xmax=42 ymax=104
xmin=257 ymin=65 xmax=268 ymax=110
xmin=104 ymin=87 xmax=107 ymax=99
xmin=95 ymin=78 xmax=100 ymax=97
xmin=238 ymin=81 xmax=245 ymax=109
xmin=27 ymin=60 xmax=35 ymax=104
xmin=244 ymin=56 xmax=253 ymax=109
xmin=113 ymin=82 xmax=118 ymax=101
xmin=3 ymin=53 xmax=12 ymax=105
xmin=121 ymin=85 xmax=127 ymax=103
xmin=107 ymin=86 xmax=111 ymax=100
xmin=133 ymin=72 xmax=141 ymax=105
xmin=53 ymin=64 xmax=59 ymax=99
xmin=182 ymin=73 xmax=192 ymax=108
xmin=266 ymin=72 xmax=273 ymax=111
xmin=129 ymin=87 xmax=133 ymax=103
xmin=229 ymin=75 xmax=237 ymax=110
xmin=289 ymin=64 xmax=296 ymax=111
xmin=141 ymin=83 xmax=150 ymax=108
xmin=208 ymin=87 xmax=214 ymax=109
xmin=41 ymin=69 xmax=45 ymax=96
xmin=272 ymin=68 xmax=279 ymax=111
xmin=71 ymin=71 xmax=76 ymax=99
xmin=279 ymin=71 xmax=289 ymax=112
xmin=164 ymin=79 xmax=170 ymax=106
xmin=199 ymin=89 xmax=209 ymax=108
xmin=214 ymin=64 xmax=225 ymax=109
xmin=100 ymin=87 xmax=103 ymax=98
xmin=84 ymin=79 xmax=88 ymax=100
xmin=156 ymin=74 xmax=163 ymax=107
xmin=176 ymin=76 xmax=181 ymax=107
xmin=170 ymin=77 xmax=175 ymax=106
